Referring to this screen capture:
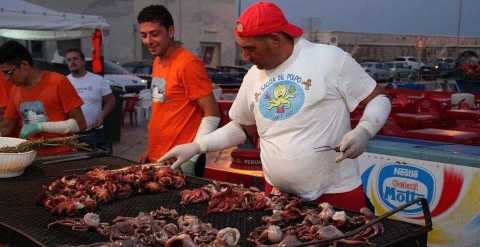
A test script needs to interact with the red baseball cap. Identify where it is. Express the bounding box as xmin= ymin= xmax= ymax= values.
xmin=234 ymin=1 xmax=303 ymax=38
